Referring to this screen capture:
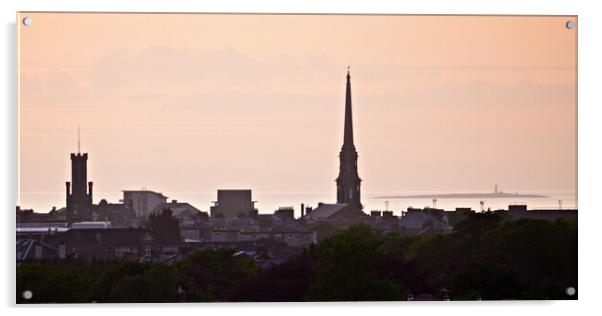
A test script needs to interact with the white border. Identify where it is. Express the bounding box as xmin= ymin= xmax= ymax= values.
xmin=2 ymin=0 xmax=601 ymax=315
